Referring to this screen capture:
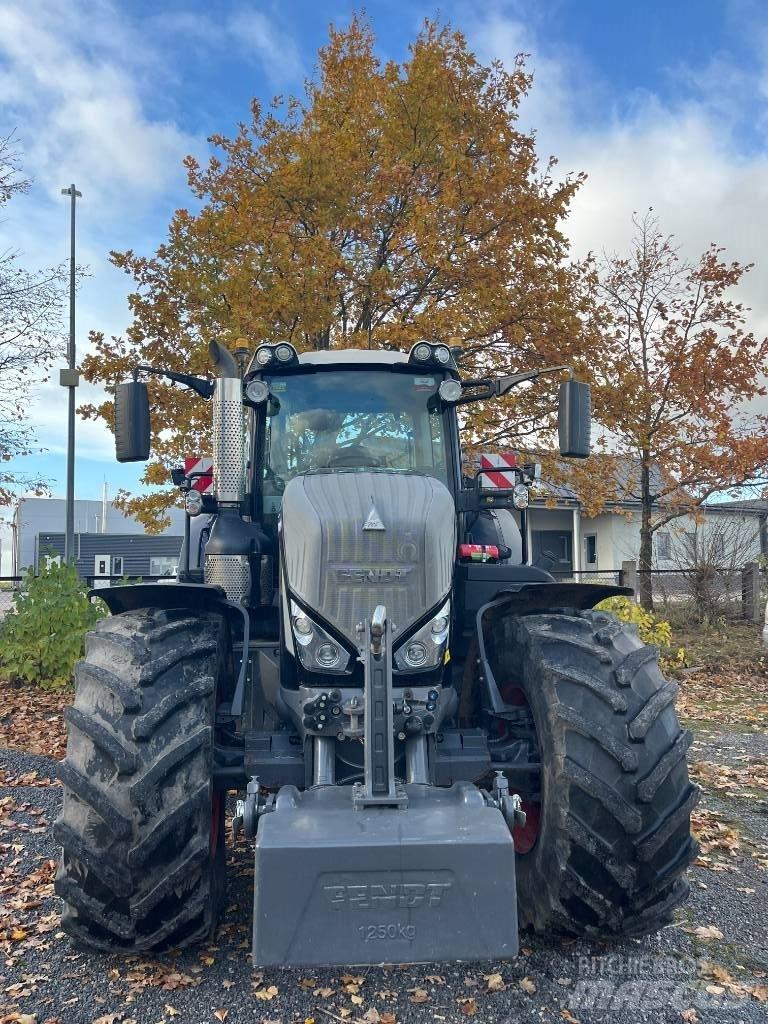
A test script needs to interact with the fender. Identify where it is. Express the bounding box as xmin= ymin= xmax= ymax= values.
xmin=91 ymin=581 xmax=226 ymax=616
xmin=474 ymin=583 xmax=633 ymax=715
xmin=90 ymin=582 xmax=250 ymax=716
